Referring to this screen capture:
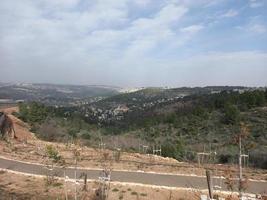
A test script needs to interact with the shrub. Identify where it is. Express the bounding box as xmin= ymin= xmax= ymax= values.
xmin=45 ymin=145 xmax=61 ymax=163
xmin=112 ymin=188 xmax=119 ymax=192
xmin=161 ymin=140 xmax=184 ymax=160
xmin=131 ymin=191 xmax=138 ymax=195
xmin=223 ymin=103 xmax=240 ymax=124
xmin=218 ymin=153 xmax=236 ymax=164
